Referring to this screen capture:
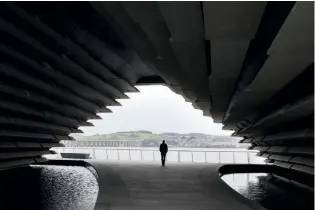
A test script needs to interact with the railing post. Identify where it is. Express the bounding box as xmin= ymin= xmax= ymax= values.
xmin=153 ymin=151 xmax=155 ymax=161
xmin=247 ymin=152 xmax=250 ymax=164
xmin=93 ymin=148 xmax=96 ymax=159
xmin=233 ymin=152 xmax=235 ymax=164
xmin=117 ymin=150 xmax=119 ymax=160
xmin=218 ymin=152 xmax=221 ymax=164
xmin=192 ymin=152 xmax=194 ymax=163
xmin=140 ymin=150 xmax=143 ymax=161
xmin=204 ymin=152 xmax=207 ymax=163
xmin=178 ymin=151 xmax=180 ymax=162
xmin=129 ymin=150 xmax=131 ymax=161
xmin=106 ymin=149 xmax=108 ymax=160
